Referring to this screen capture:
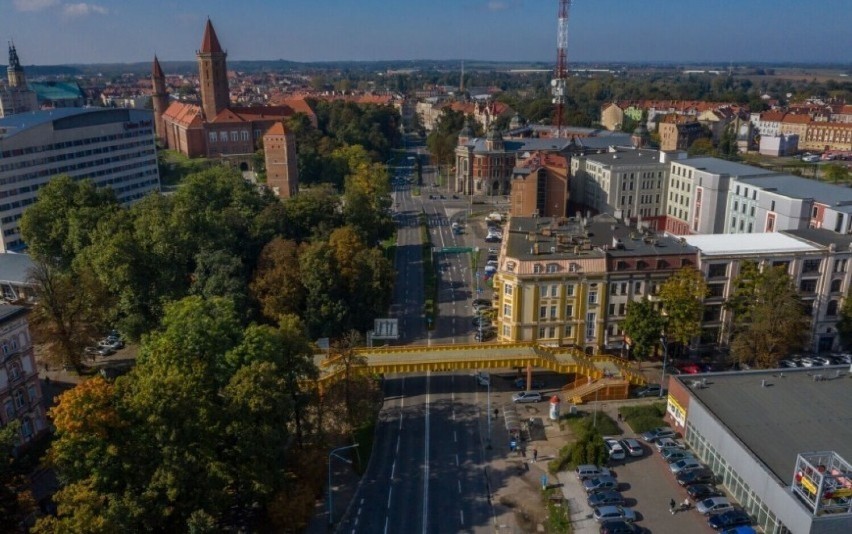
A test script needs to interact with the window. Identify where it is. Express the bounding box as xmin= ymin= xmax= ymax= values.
xmin=565 ymin=284 xmax=574 ymax=296
xmin=546 ymin=264 xmax=558 ymax=273
xmin=504 ymin=284 xmax=513 ymax=296
xmin=27 ymin=384 xmax=37 ymax=403
xmin=770 ymin=200 xmax=776 ymax=212
xmin=750 ymin=206 xmax=755 ymax=217
xmin=585 ymin=312 xmax=596 ymax=339
xmin=230 ymin=131 xmax=239 ymax=142
xmin=802 ymin=259 xmax=822 ymax=274
xmin=538 ymin=327 xmax=546 ymax=339
xmin=827 ymin=300 xmax=839 ymax=316
xmin=14 ymin=389 xmax=25 ymax=409
xmin=608 ymin=303 xmax=616 ymax=315
xmin=4 ymin=400 xmax=13 ymax=419
xmin=708 ymin=263 xmax=728 ymax=278
xmin=618 ymin=303 xmax=626 ymax=316
xmin=634 ymin=282 xmax=642 ymax=295
xmin=503 ymin=324 xmax=511 ymax=337
xmin=549 ymin=285 xmax=558 ymax=297
xmin=539 ymin=305 xmax=547 ymax=319
xmin=831 ymin=279 xmax=842 ymax=293
xmin=565 ymin=304 xmax=573 ymax=317
xmin=565 ymin=325 xmax=574 ymax=337
xmin=503 ymin=304 xmax=511 ymax=317
xmin=610 ymin=284 xmax=618 ymax=295
xmin=708 ymin=283 xmax=726 ymax=298
xmin=240 ymin=130 xmax=249 ymax=141
xmin=533 ymin=264 xmax=543 ymax=274
xmin=620 ymin=282 xmax=627 ymax=295
xmin=588 ymin=288 xmax=598 ymax=304
xmin=550 ymin=306 xmax=557 ymax=319
xmin=208 ymin=132 xmax=217 ymax=143
xmin=219 ymin=131 xmax=228 ymax=142
xmin=799 ymin=279 xmax=817 ymax=293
